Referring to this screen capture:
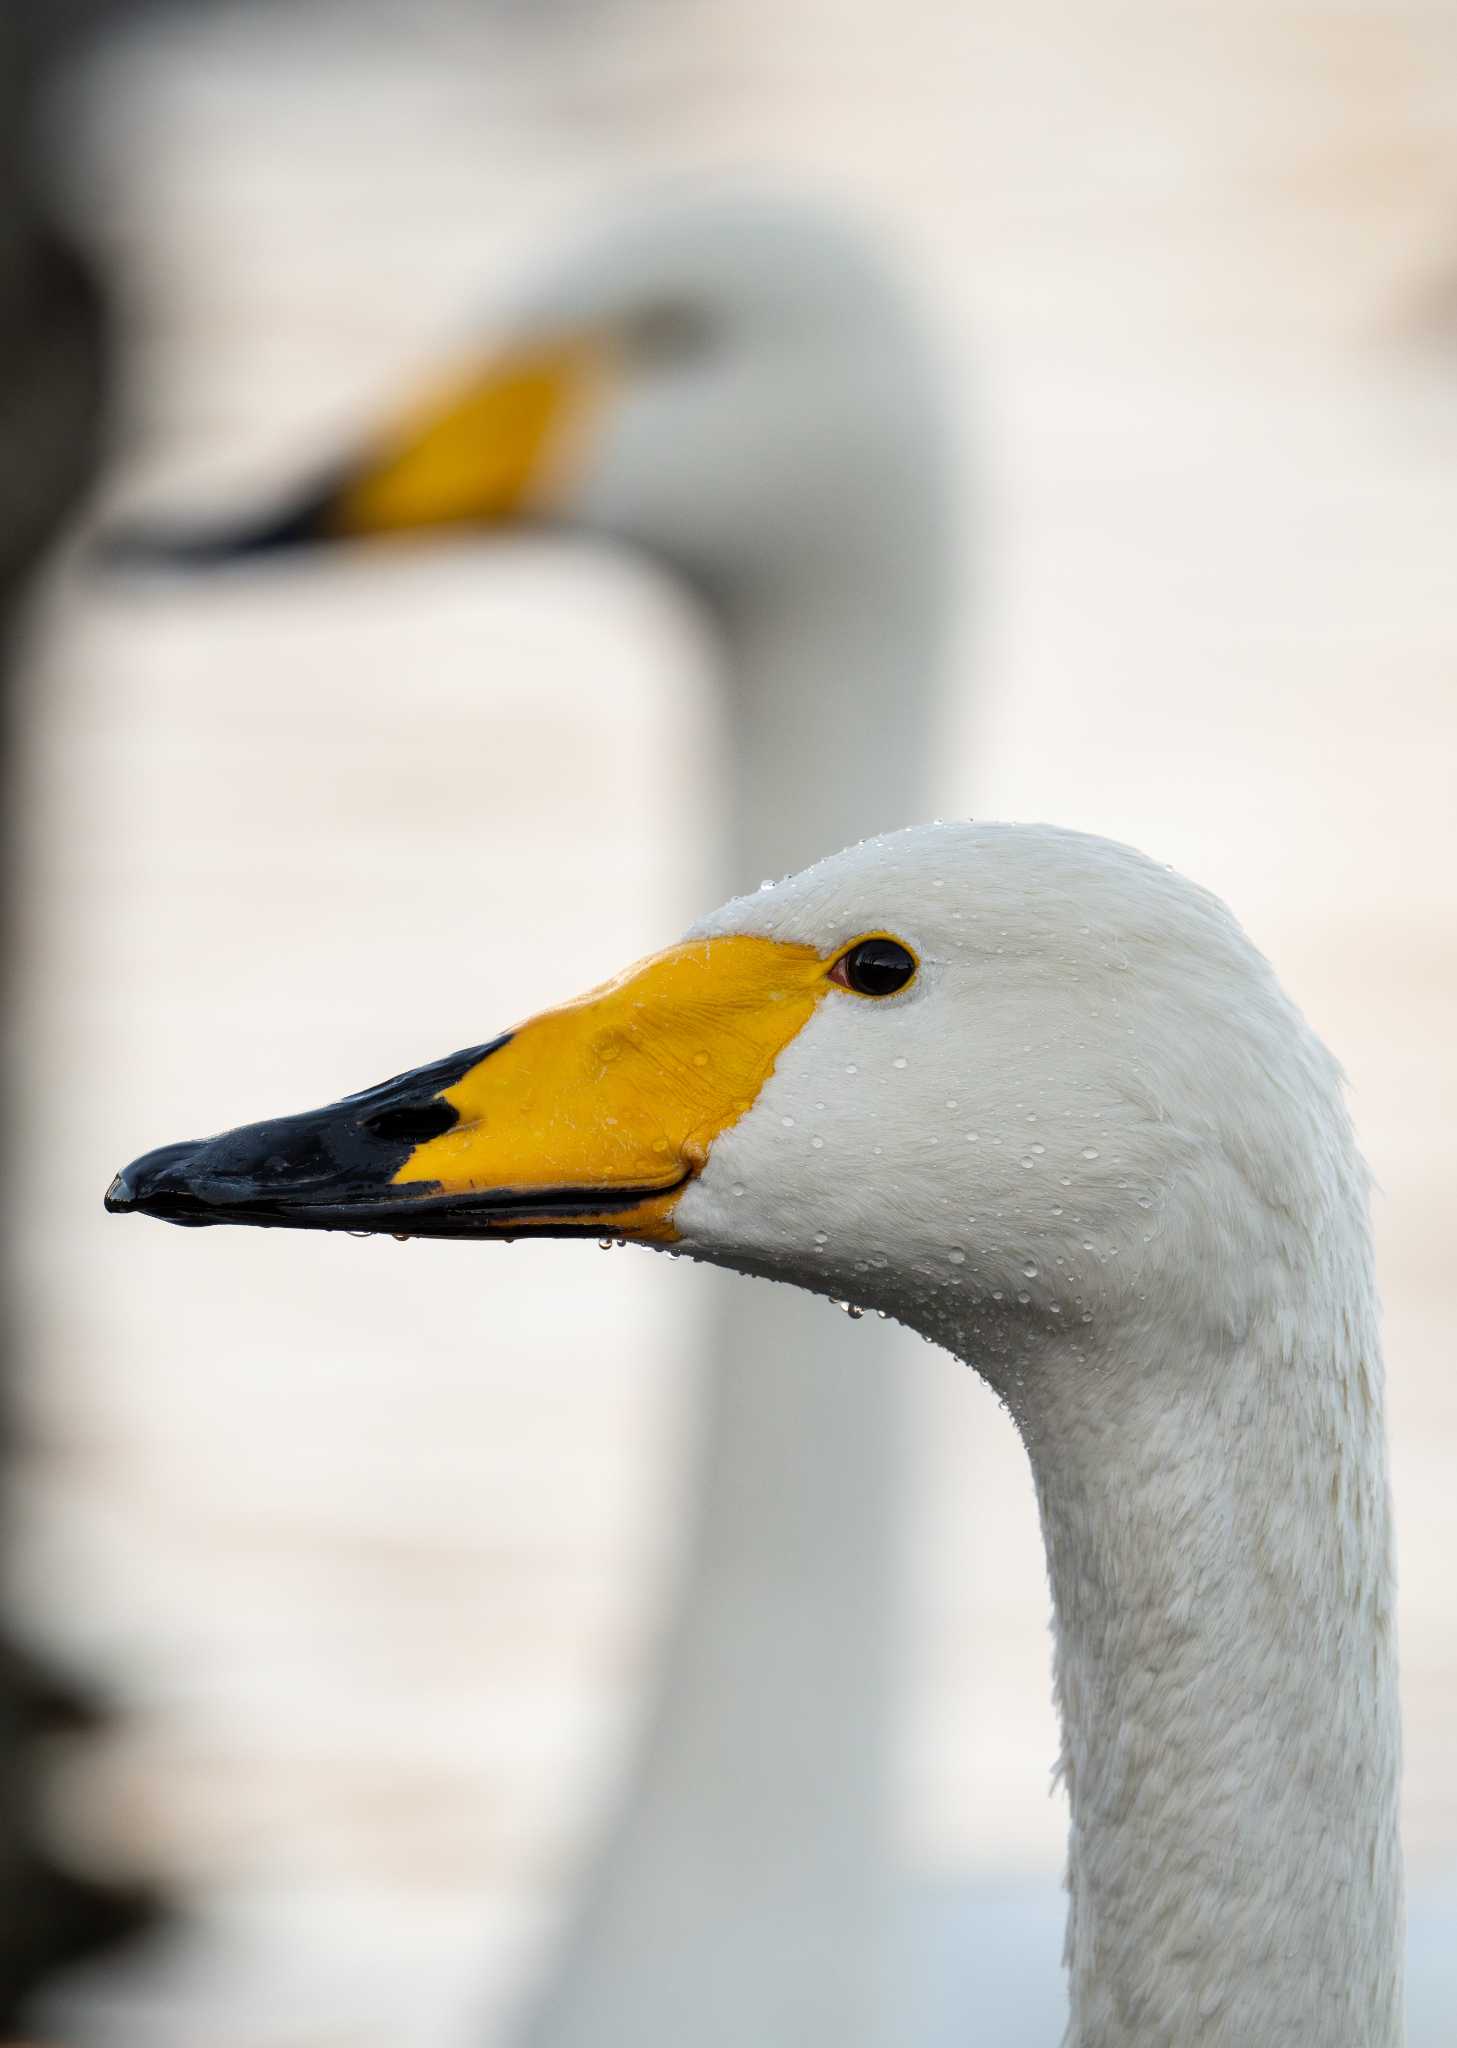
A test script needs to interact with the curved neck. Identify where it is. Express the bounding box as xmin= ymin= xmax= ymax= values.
xmin=716 ymin=501 xmax=952 ymax=892
xmin=1008 ymin=1293 xmax=1403 ymax=2046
